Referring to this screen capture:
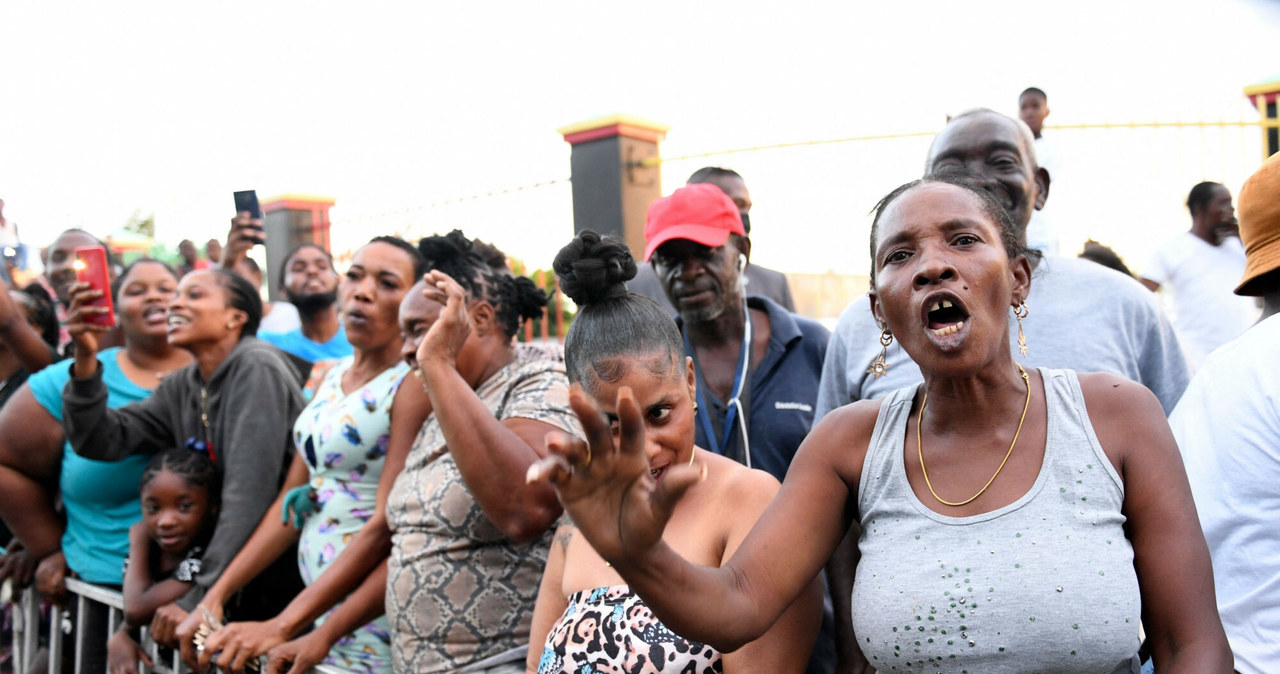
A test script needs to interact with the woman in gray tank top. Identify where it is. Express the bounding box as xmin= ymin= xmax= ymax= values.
xmin=528 ymin=175 xmax=1231 ymax=673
